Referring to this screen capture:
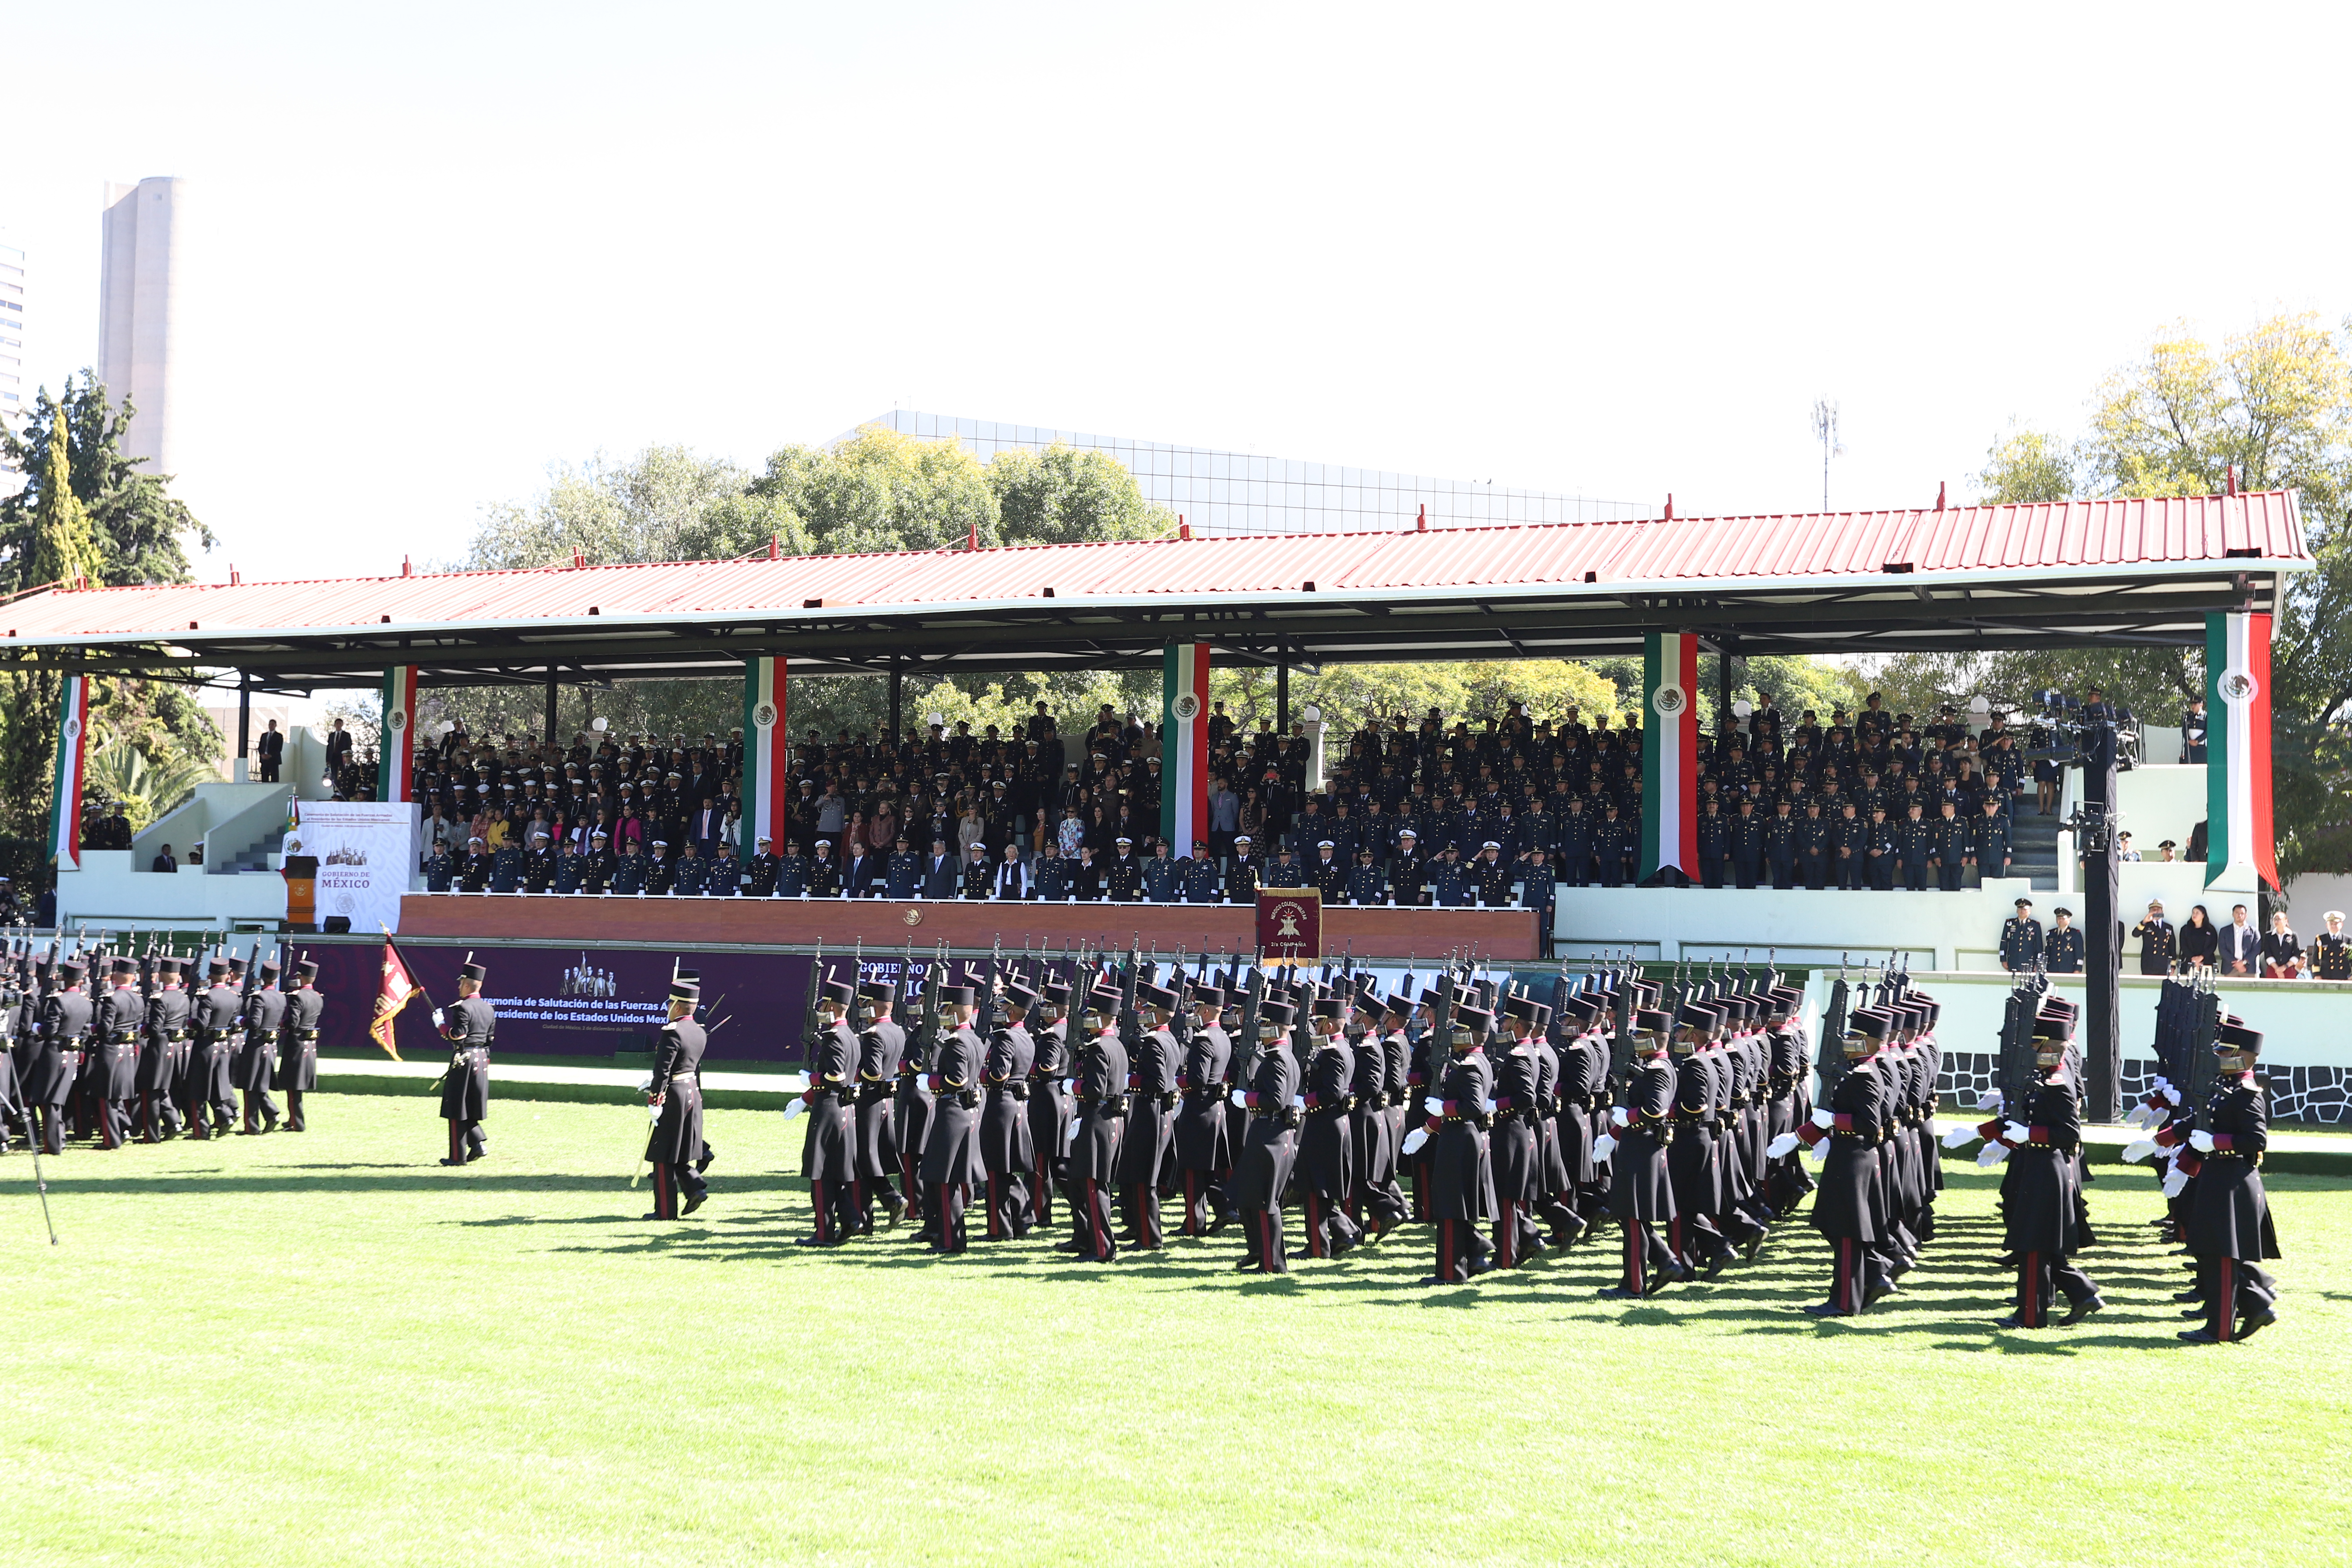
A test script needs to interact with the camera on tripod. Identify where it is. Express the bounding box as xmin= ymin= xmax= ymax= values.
xmin=2029 ymin=688 xmax=2140 ymax=771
